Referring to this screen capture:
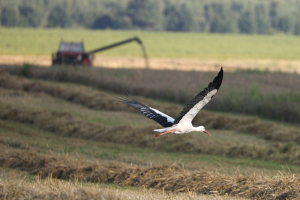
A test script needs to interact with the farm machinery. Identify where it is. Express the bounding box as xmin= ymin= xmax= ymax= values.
xmin=52 ymin=37 xmax=148 ymax=67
